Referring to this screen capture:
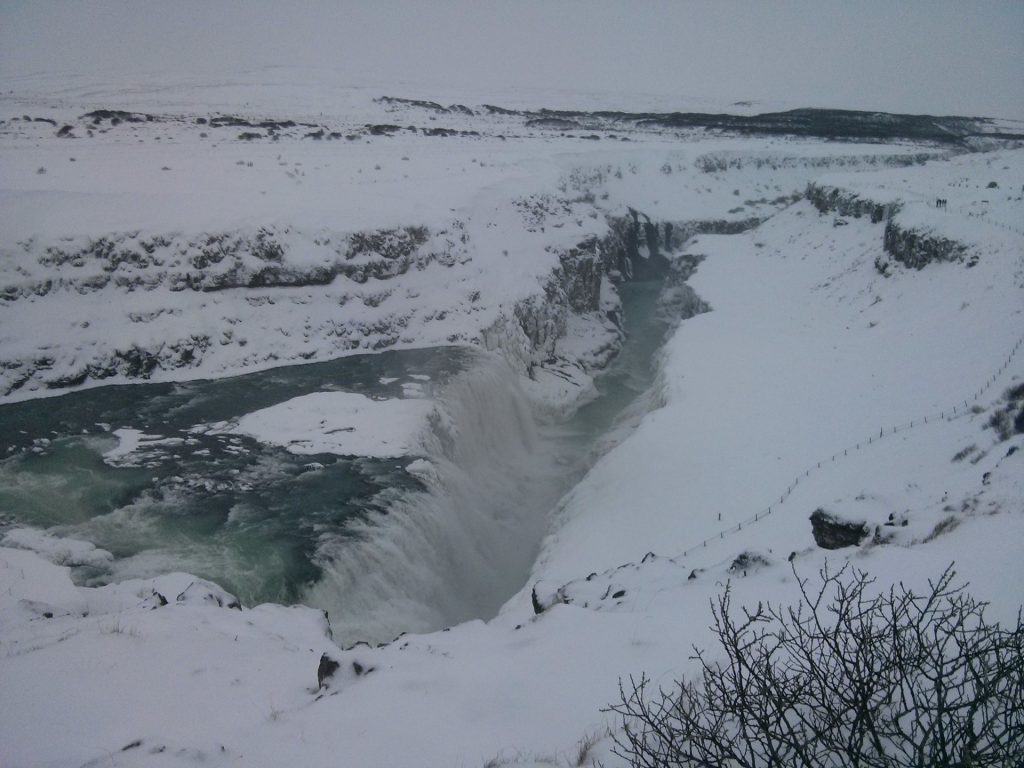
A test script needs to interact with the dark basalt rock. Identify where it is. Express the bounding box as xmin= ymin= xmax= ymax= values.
xmin=482 ymin=104 xmax=520 ymax=116
xmin=259 ymin=119 xmax=296 ymax=131
xmin=525 ymin=117 xmax=582 ymax=130
xmin=806 ymin=183 xmax=902 ymax=222
xmin=351 ymin=660 xmax=375 ymax=676
xmin=810 ymin=508 xmax=869 ymax=549
xmin=728 ymin=551 xmax=771 ymax=575
xmin=82 ymin=109 xmax=149 ymax=124
xmin=317 ymin=653 xmax=340 ymax=689
xmin=366 ymin=124 xmax=403 ymax=136
xmin=175 ymin=580 xmax=241 ymax=609
xmin=884 ymin=221 xmax=968 ymax=269
xmin=209 ymin=115 xmax=256 ymax=128
xmin=376 ymin=96 xmax=448 ymax=113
